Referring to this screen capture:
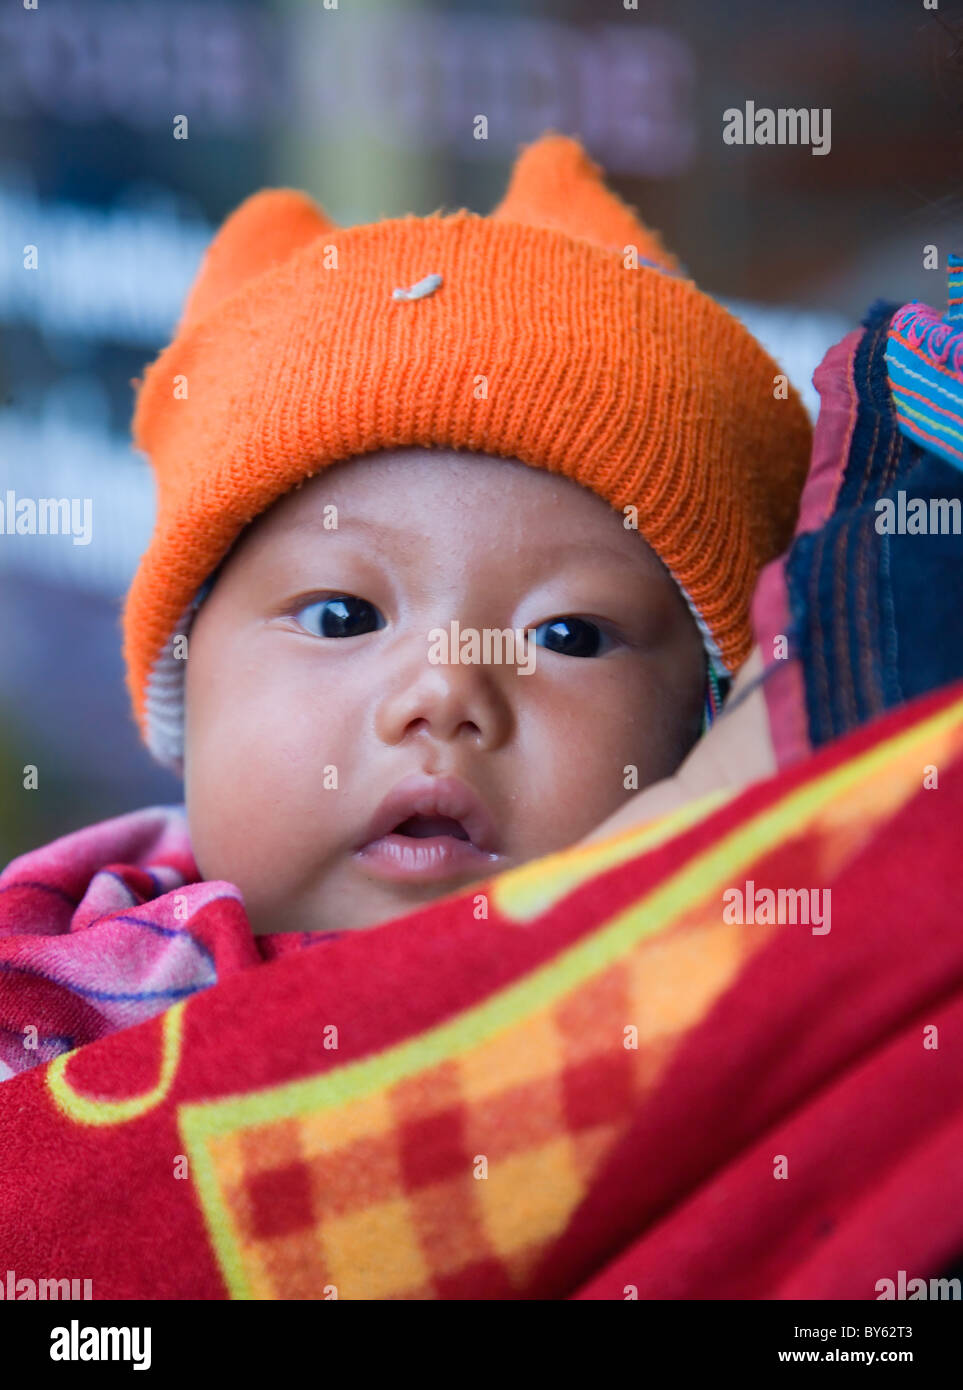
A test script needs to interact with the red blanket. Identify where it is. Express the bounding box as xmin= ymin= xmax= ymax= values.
xmin=2 ymin=680 xmax=962 ymax=1299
